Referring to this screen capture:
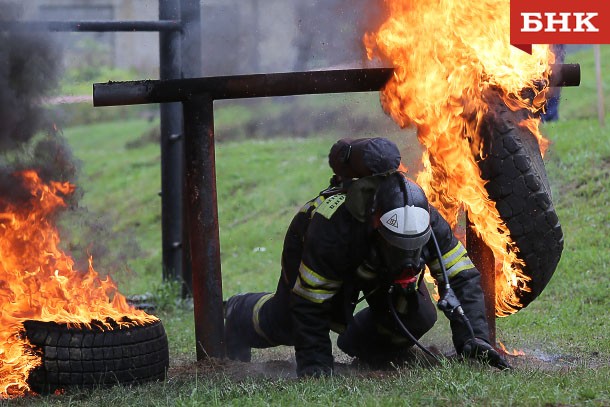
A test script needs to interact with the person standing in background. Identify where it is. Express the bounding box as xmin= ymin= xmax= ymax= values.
xmin=541 ymin=44 xmax=566 ymax=122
